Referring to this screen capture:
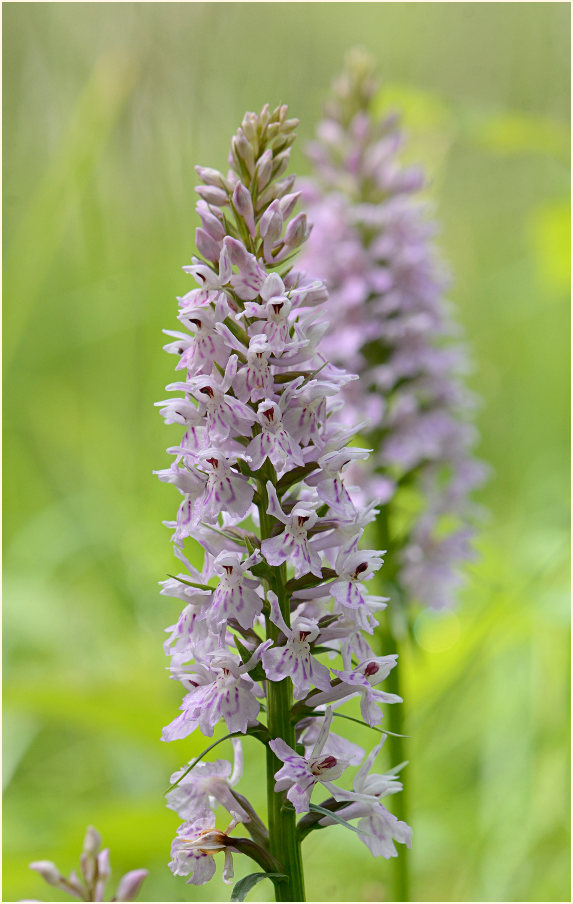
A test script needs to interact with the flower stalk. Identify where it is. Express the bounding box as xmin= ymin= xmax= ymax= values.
xmin=258 ymin=474 xmax=306 ymax=901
